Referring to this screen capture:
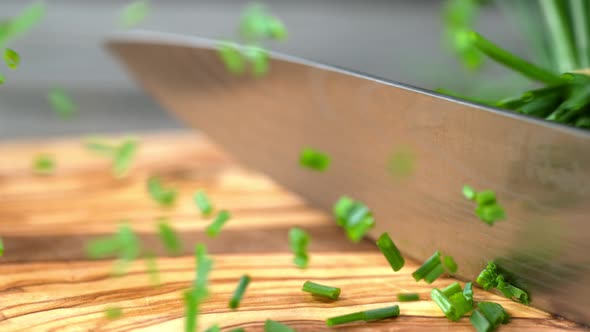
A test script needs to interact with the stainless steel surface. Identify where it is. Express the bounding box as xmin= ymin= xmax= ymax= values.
xmin=107 ymin=31 xmax=590 ymax=325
